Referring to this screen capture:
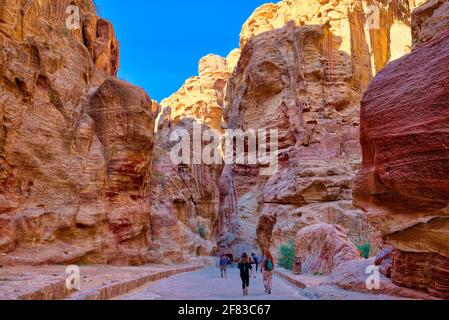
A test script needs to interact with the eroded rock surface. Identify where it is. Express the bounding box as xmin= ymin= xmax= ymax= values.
xmin=0 ymin=0 xmax=156 ymax=266
xmin=148 ymin=113 xmax=223 ymax=263
xmin=240 ymin=0 xmax=412 ymax=86
xmin=327 ymin=258 xmax=439 ymax=300
xmin=219 ymin=16 xmax=382 ymax=256
xmin=160 ymin=53 xmax=239 ymax=132
xmin=354 ymin=1 xmax=449 ymax=299
xmin=295 ymin=224 xmax=361 ymax=275
xmin=412 ymin=0 xmax=449 ymax=48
